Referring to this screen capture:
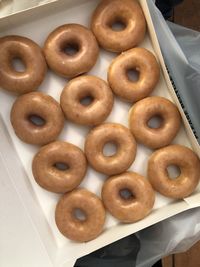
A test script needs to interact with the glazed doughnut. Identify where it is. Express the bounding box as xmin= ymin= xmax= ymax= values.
xmin=55 ymin=188 xmax=106 ymax=242
xmin=91 ymin=0 xmax=146 ymax=52
xmin=60 ymin=75 xmax=114 ymax=126
xmin=32 ymin=141 xmax=87 ymax=193
xmin=108 ymin=47 xmax=160 ymax=102
xmin=0 ymin=36 xmax=46 ymax=94
xmin=84 ymin=123 xmax=137 ymax=175
xmin=43 ymin=24 xmax=99 ymax=78
xmin=10 ymin=92 xmax=64 ymax=145
xmin=129 ymin=96 xmax=181 ymax=149
xmin=148 ymin=145 xmax=200 ymax=199
xmin=102 ymin=172 xmax=155 ymax=222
